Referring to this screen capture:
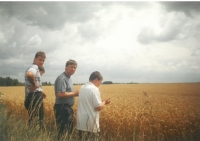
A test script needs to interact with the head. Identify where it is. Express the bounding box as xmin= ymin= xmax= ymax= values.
xmin=38 ymin=66 xmax=45 ymax=76
xmin=65 ymin=59 xmax=77 ymax=76
xmin=33 ymin=51 xmax=46 ymax=67
xmin=89 ymin=71 xmax=103 ymax=87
